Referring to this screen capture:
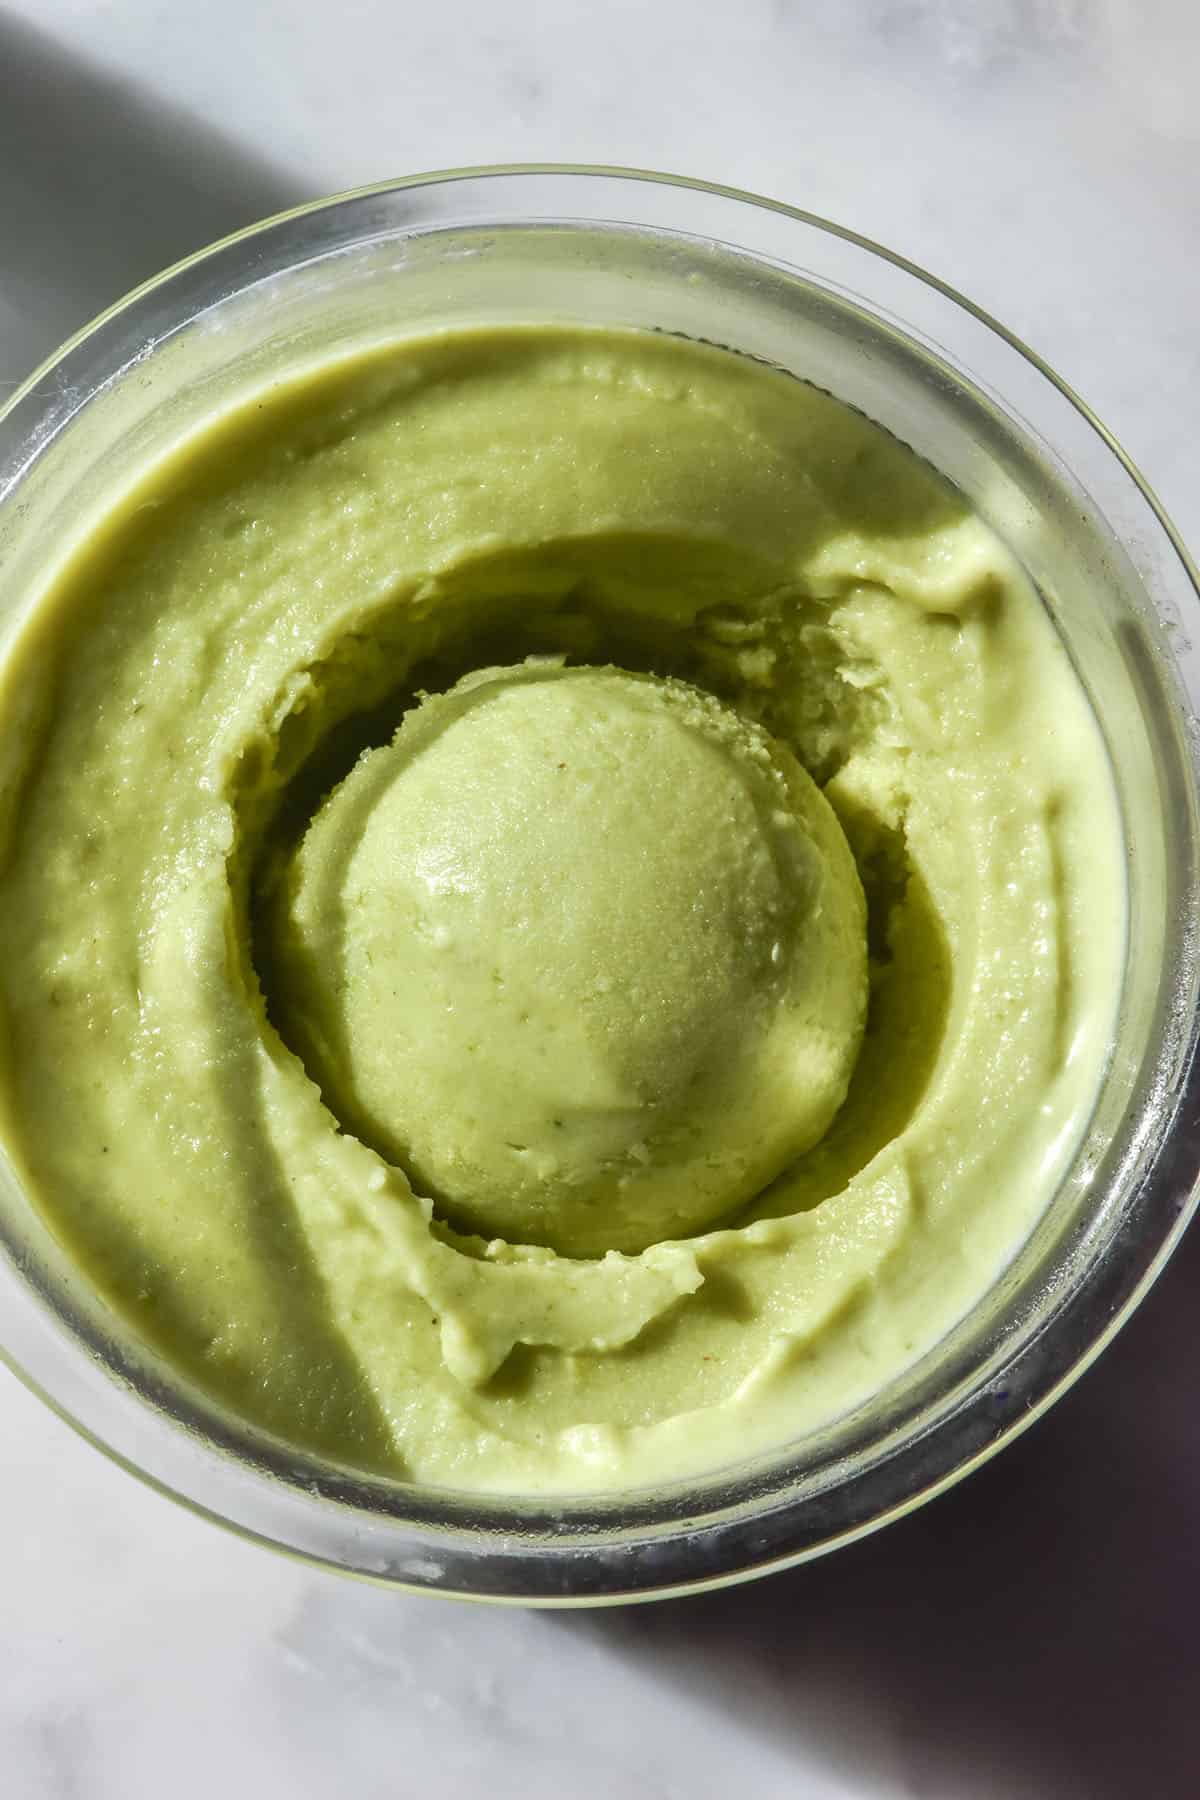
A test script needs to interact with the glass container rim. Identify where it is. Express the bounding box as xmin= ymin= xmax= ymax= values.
xmin=1 ymin=162 xmax=1198 ymax=1606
